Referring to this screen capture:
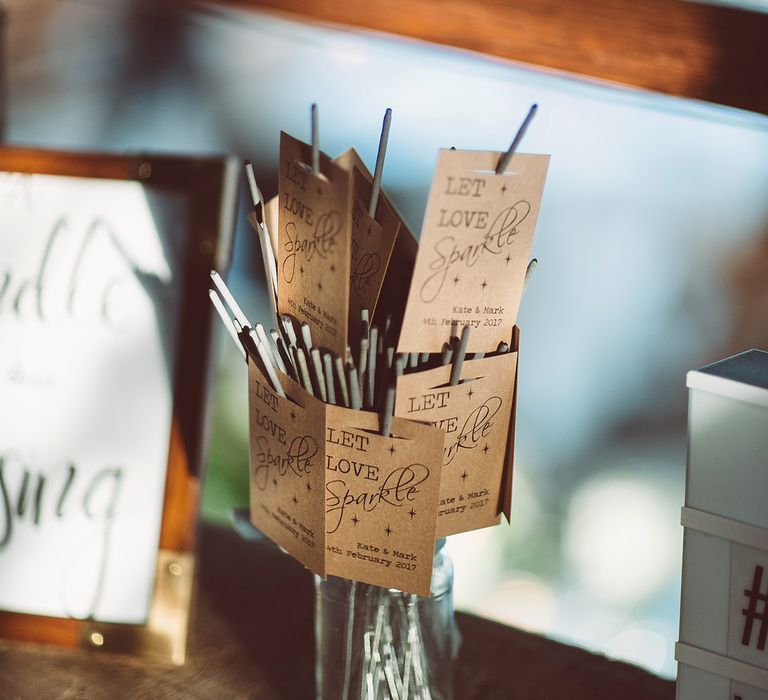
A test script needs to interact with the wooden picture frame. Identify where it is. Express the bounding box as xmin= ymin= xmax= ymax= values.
xmin=0 ymin=146 xmax=239 ymax=664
